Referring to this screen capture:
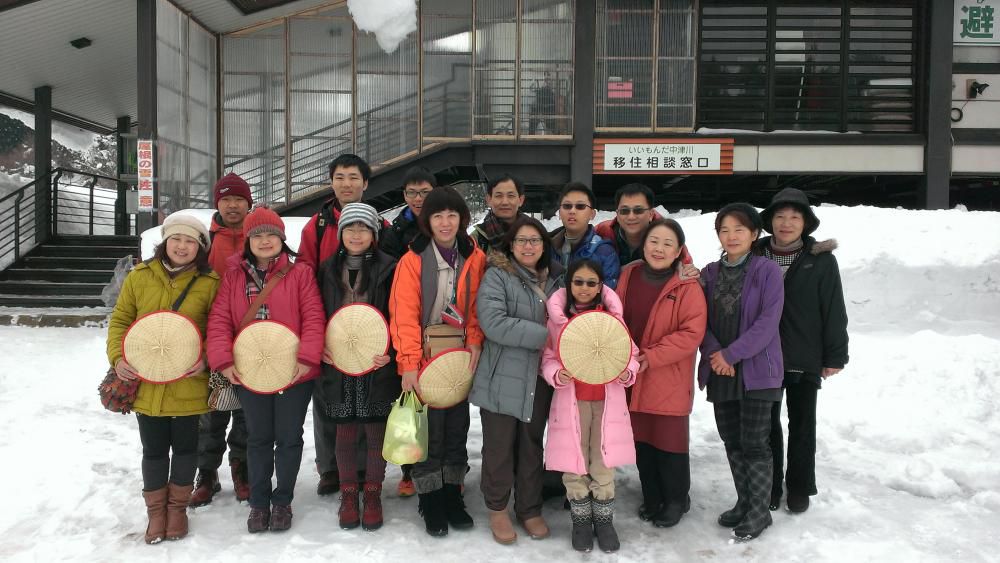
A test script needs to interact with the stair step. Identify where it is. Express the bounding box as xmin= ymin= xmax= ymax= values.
xmin=0 ymin=280 xmax=108 ymax=296
xmin=32 ymin=244 xmax=137 ymax=258
xmin=0 ymin=294 xmax=106 ymax=308
xmin=0 ymin=269 xmax=113 ymax=283
xmin=24 ymin=256 xmax=122 ymax=269
xmin=50 ymin=235 xmax=140 ymax=247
